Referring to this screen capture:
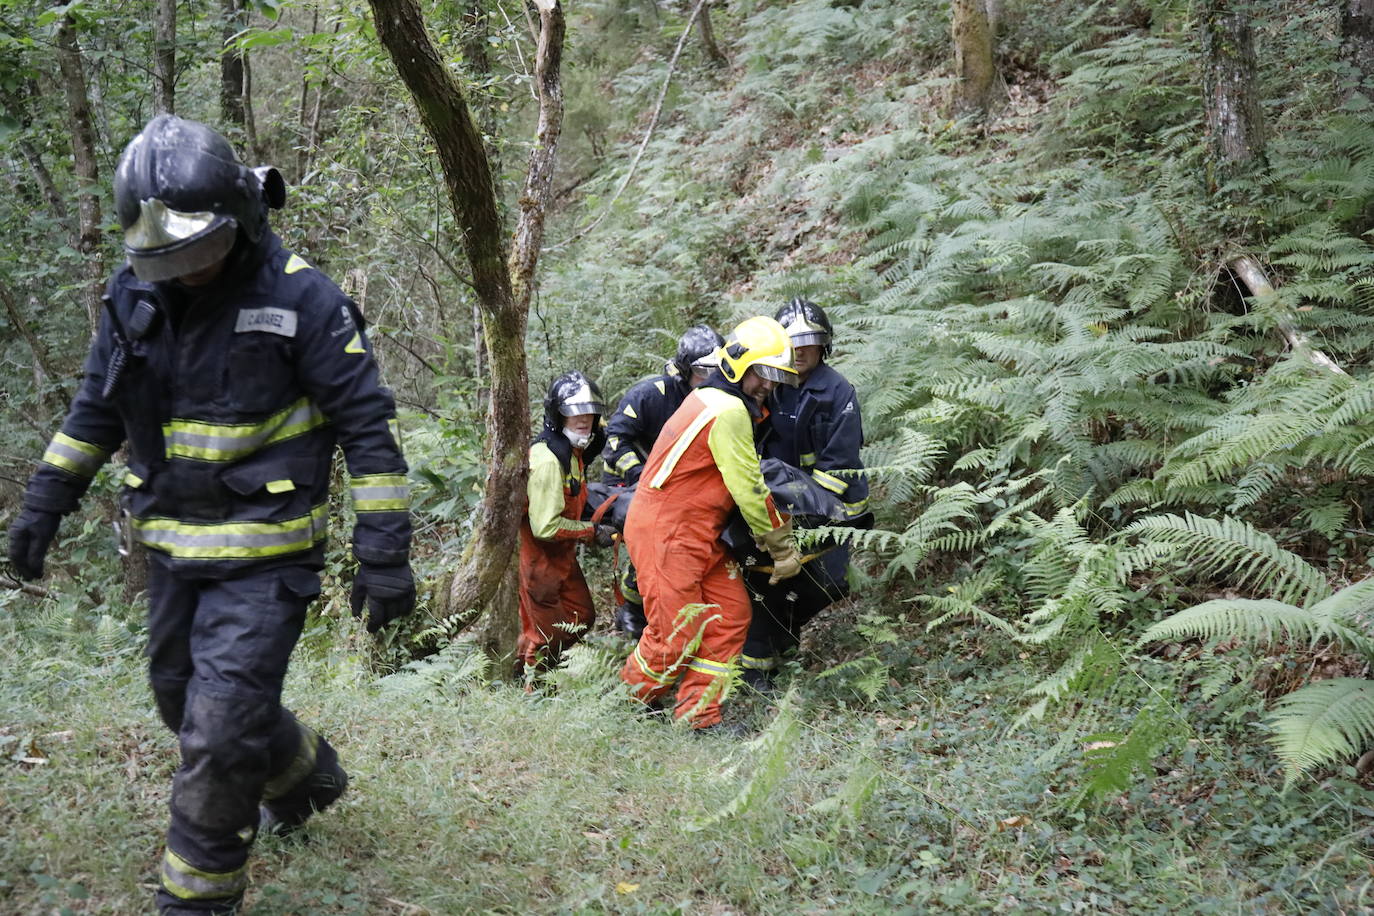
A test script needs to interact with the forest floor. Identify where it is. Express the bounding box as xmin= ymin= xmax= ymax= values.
xmin=3 ymin=590 xmax=1372 ymax=915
